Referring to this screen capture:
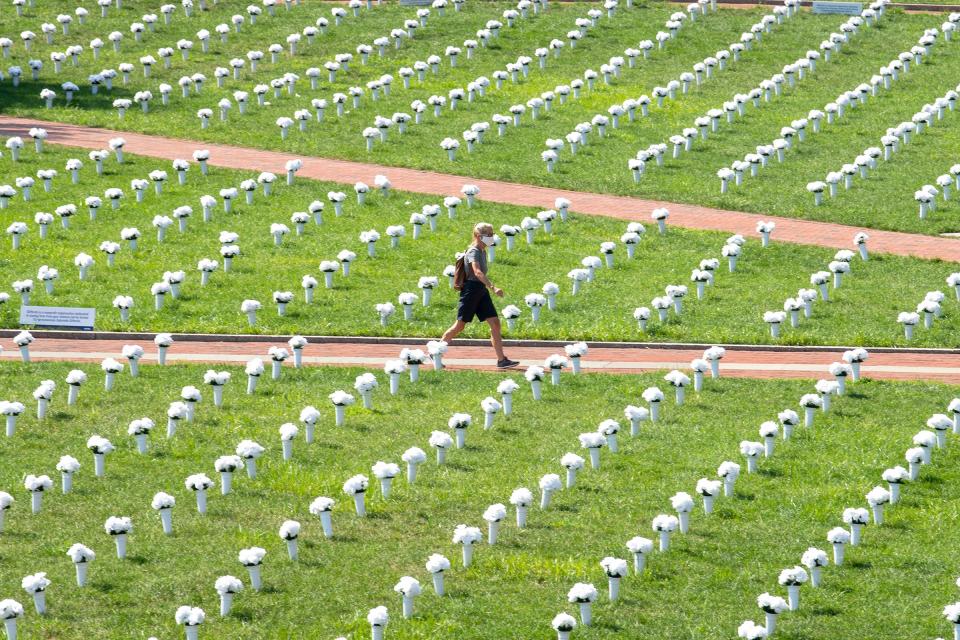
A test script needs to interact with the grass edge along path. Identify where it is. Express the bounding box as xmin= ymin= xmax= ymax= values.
xmin=4 ymin=335 xmax=960 ymax=381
